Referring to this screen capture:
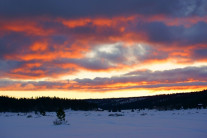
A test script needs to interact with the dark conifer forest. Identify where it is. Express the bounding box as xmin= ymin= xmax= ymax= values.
xmin=0 ymin=97 xmax=97 ymax=112
xmin=0 ymin=90 xmax=207 ymax=112
xmin=88 ymin=90 xmax=207 ymax=111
